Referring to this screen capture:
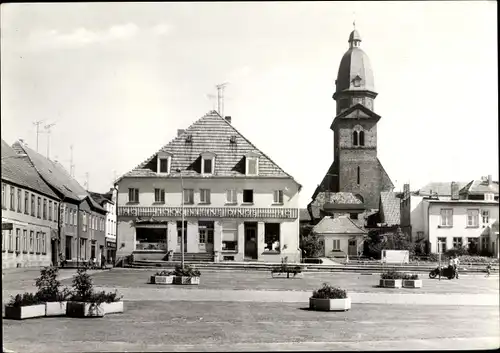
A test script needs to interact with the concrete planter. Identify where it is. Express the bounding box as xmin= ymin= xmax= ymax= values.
xmin=379 ymin=279 xmax=403 ymax=288
xmin=403 ymin=279 xmax=423 ymax=288
xmin=102 ymin=301 xmax=124 ymax=314
xmin=173 ymin=276 xmax=200 ymax=285
xmin=309 ymin=297 xmax=351 ymax=311
xmin=154 ymin=275 xmax=175 ymax=285
xmin=45 ymin=301 xmax=67 ymax=317
xmin=4 ymin=304 xmax=46 ymax=320
xmin=66 ymin=301 xmax=104 ymax=318
xmin=271 ymin=272 xmax=303 ymax=279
